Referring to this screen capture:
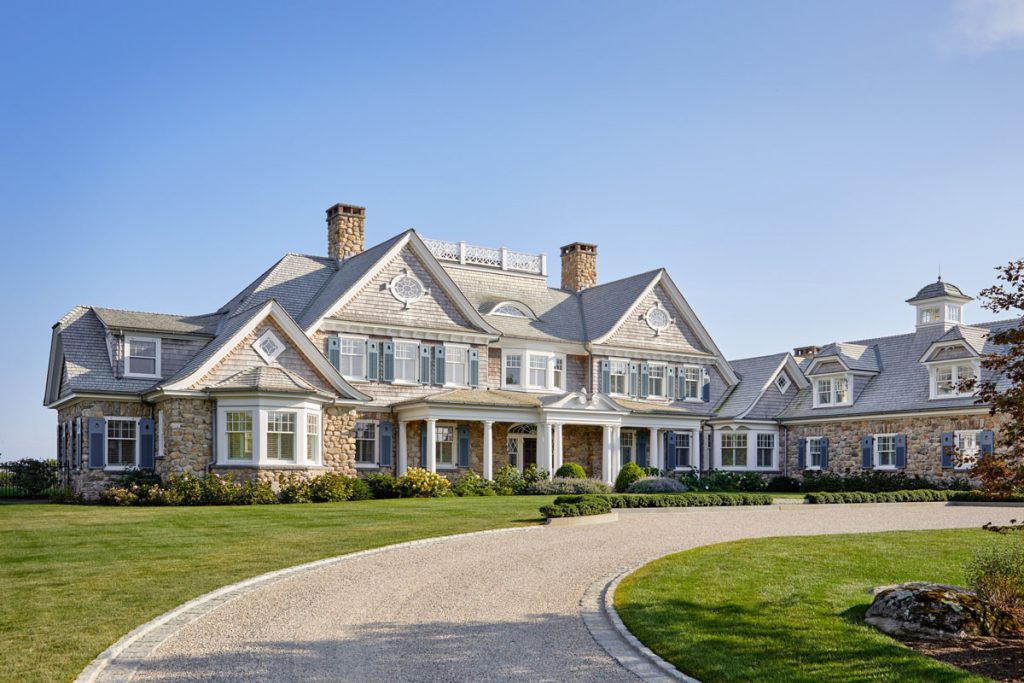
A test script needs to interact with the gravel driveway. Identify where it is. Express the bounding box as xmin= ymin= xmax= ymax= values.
xmin=113 ymin=504 xmax=1021 ymax=682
